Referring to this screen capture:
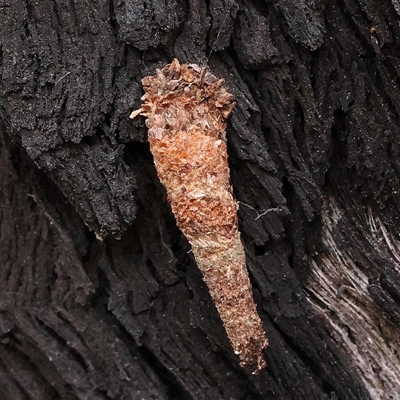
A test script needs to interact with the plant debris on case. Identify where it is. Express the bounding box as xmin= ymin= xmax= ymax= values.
xmin=131 ymin=59 xmax=268 ymax=374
